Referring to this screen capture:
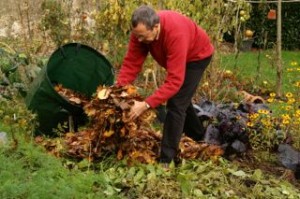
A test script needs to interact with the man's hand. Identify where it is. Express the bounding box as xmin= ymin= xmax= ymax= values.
xmin=129 ymin=100 xmax=150 ymax=120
